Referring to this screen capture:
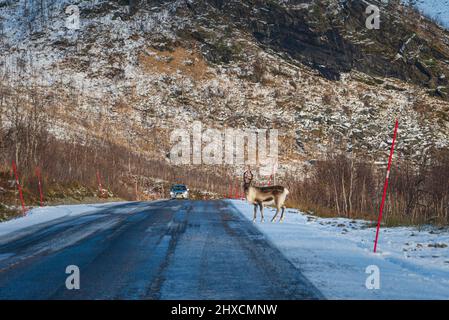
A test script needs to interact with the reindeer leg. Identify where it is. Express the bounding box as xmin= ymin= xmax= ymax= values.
xmin=253 ymin=204 xmax=257 ymax=222
xmin=271 ymin=207 xmax=280 ymax=223
xmin=280 ymin=206 xmax=286 ymax=222
xmin=259 ymin=203 xmax=264 ymax=222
